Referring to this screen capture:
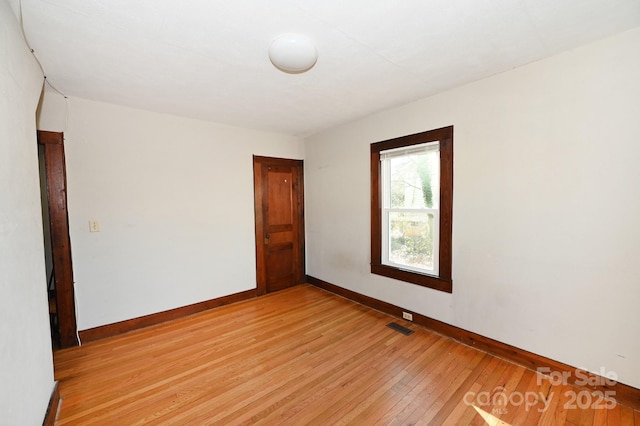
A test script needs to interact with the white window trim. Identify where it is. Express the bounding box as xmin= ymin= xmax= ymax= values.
xmin=380 ymin=142 xmax=441 ymax=277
